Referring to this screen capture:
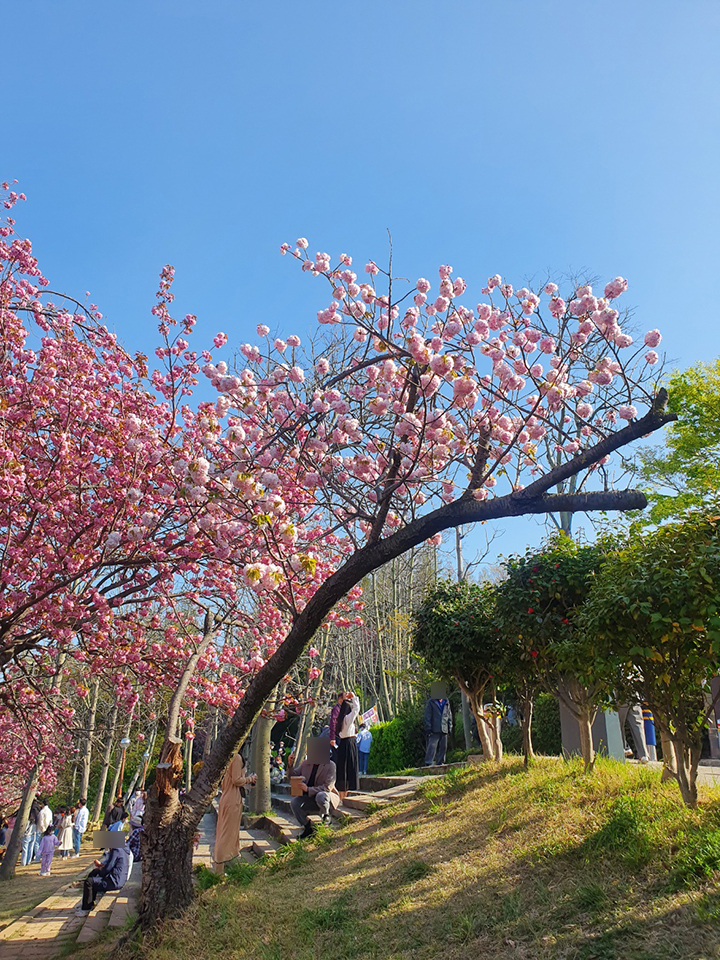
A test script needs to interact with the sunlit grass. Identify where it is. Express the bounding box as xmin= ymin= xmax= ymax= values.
xmin=78 ymin=756 xmax=720 ymax=960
